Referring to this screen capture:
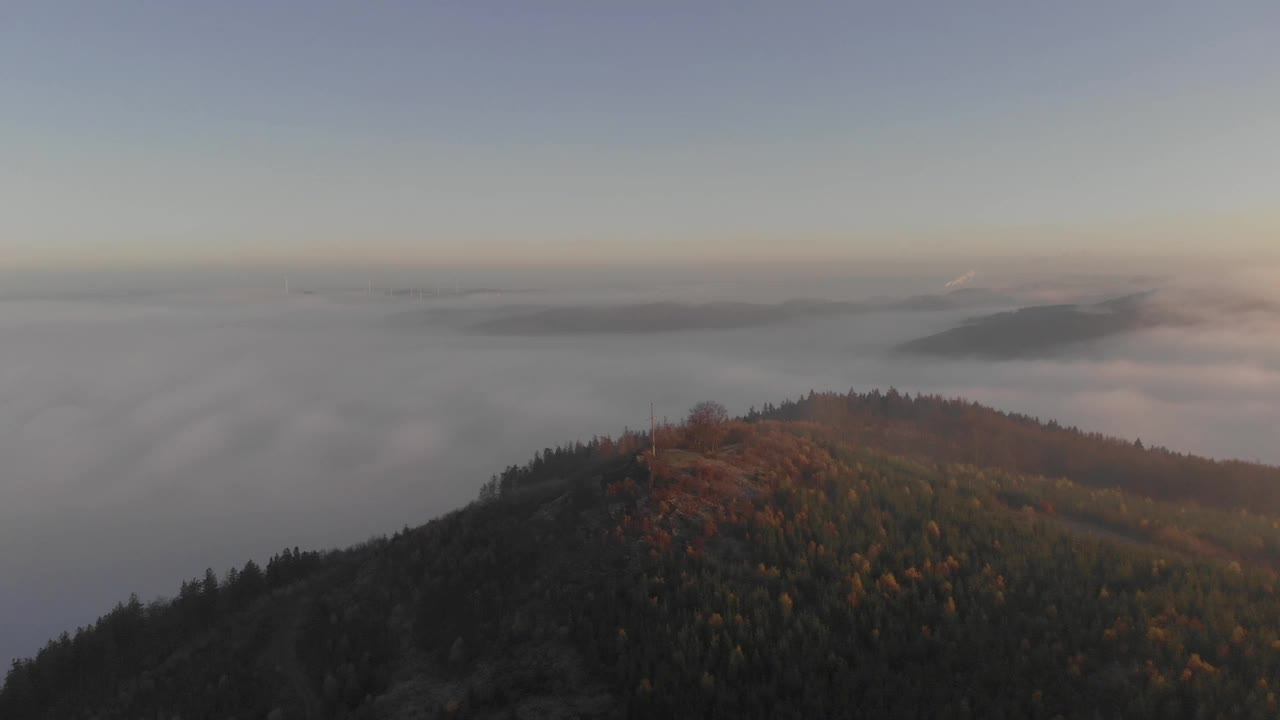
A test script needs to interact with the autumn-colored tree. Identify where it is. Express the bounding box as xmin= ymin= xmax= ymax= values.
xmin=14 ymin=391 xmax=1280 ymax=720
xmin=686 ymin=401 xmax=729 ymax=451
